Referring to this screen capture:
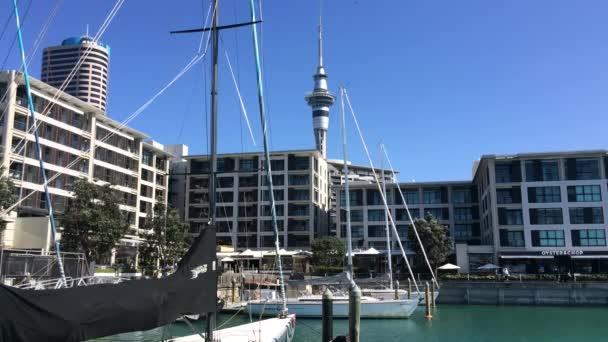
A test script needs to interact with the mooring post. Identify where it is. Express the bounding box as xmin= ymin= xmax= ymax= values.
xmin=394 ymin=280 xmax=400 ymax=300
xmin=231 ymin=278 xmax=237 ymax=303
xmin=349 ymin=285 xmax=361 ymax=342
xmin=425 ymin=282 xmax=432 ymax=320
xmin=407 ymin=278 xmax=412 ymax=299
xmin=431 ymin=281 xmax=436 ymax=308
xmin=322 ymin=288 xmax=333 ymax=342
